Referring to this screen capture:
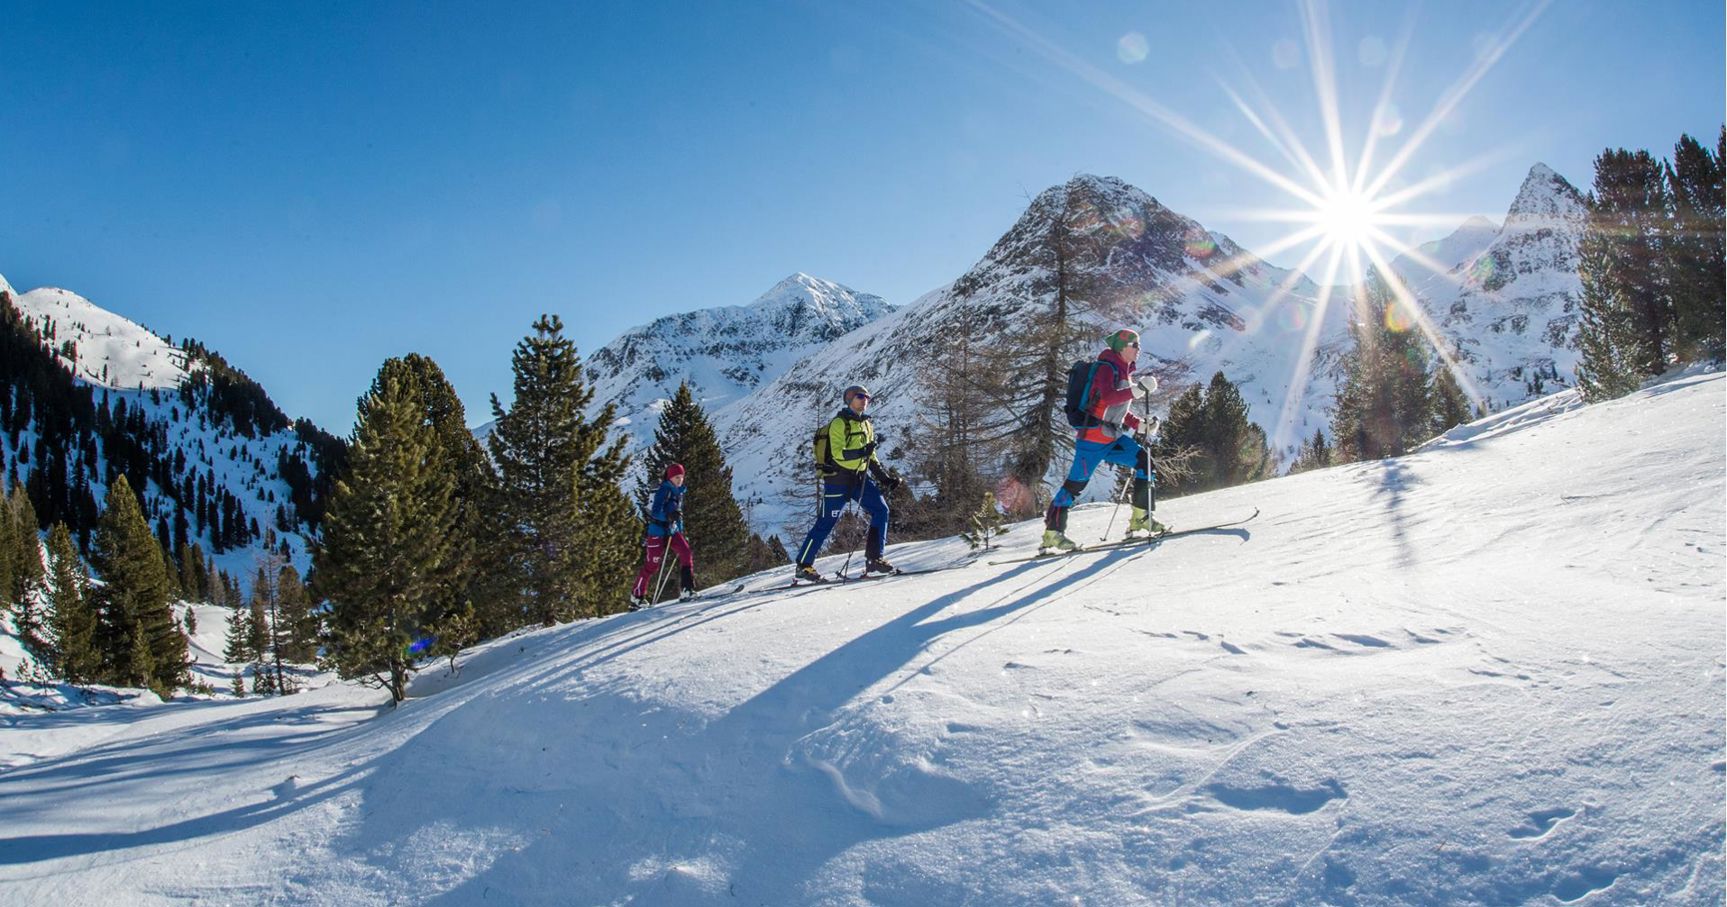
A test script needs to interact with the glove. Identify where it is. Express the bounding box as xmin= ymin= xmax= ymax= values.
xmin=1130 ymin=373 xmax=1159 ymax=399
xmin=861 ymin=440 xmax=879 ymax=457
xmin=882 ymin=472 xmax=904 ymax=493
